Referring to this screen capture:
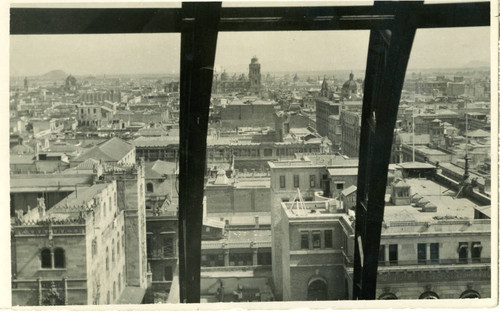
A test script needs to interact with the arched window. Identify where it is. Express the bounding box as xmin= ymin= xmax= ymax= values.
xmin=146 ymin=182 xmax=154 ymax=193
xmin=53 ymin=248 xmax=65 ymax=268
xmin=419 ymin=291 xmax=440 ymax=299
xmin=118 ymin=273 xmax=121 ymax=292
xmin=113 ymin=281 xmax=116 ymax=301
xmin=41 ymin=248 xmax=52 ymax=268
xmin=460 ymin=290 xmax=480 ymax=299
xmin=117 ymin=237 xmax=120 ymax=256
xmin=106 ymin=247 xmax=109 ymax=271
